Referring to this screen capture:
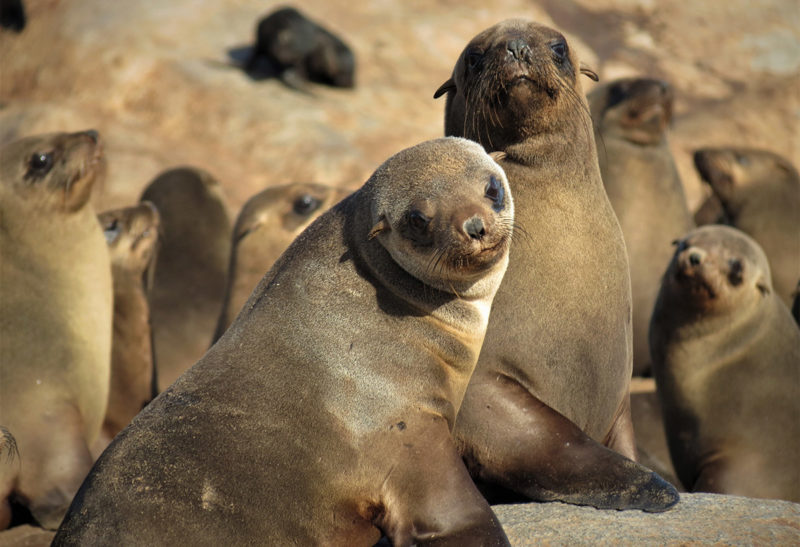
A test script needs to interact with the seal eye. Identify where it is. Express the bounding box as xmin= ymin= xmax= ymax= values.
xmin=734 ymin=153 xmax=750 ymax=167
xmin=728 ymin=258 xmax=744 ymax=286
xmin=103 ymin=218 xmax=121 ymax=244
xmin=485 ymin=175 xmax=505 ymax=211
xmin=549 ymin=40 xmax=568 ymax=64
xmin=466 ymin=48 xmax=483 ymax=70
xmin=407 ymin=210 xmax=430 ymax=233
xmin=293 ymin=194 xmax=321 ymax=216
xmin=28 ymin=151 xmax=54 ymax=177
